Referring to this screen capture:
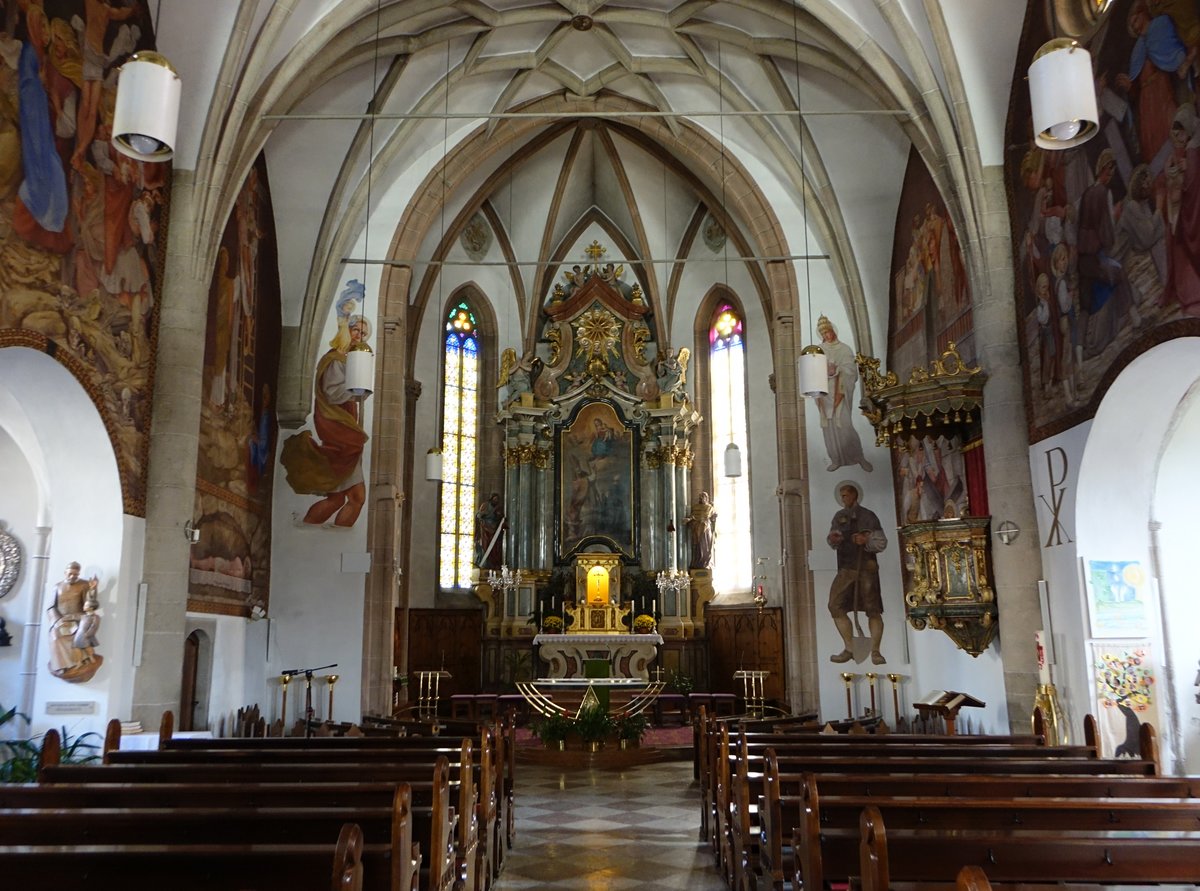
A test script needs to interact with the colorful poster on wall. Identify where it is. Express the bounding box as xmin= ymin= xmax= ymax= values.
xmin=1086 ymin=558 xmax=1149 ymax=638
xmin=1090 ymin=640 xmax=1159 ymax=759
